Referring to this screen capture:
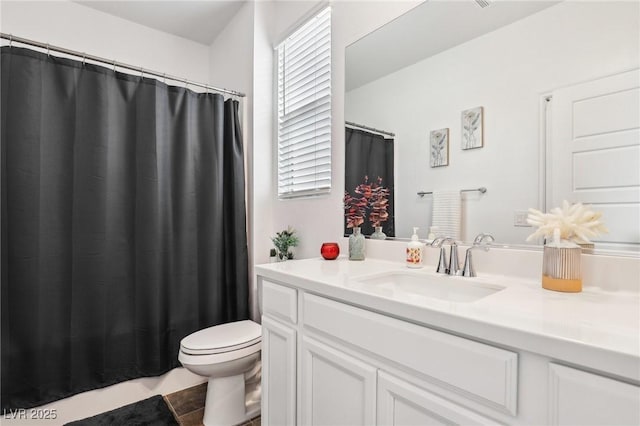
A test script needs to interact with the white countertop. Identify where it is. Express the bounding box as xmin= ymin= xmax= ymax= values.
xmin=255 ymin=257 xmax=640 ymax=382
